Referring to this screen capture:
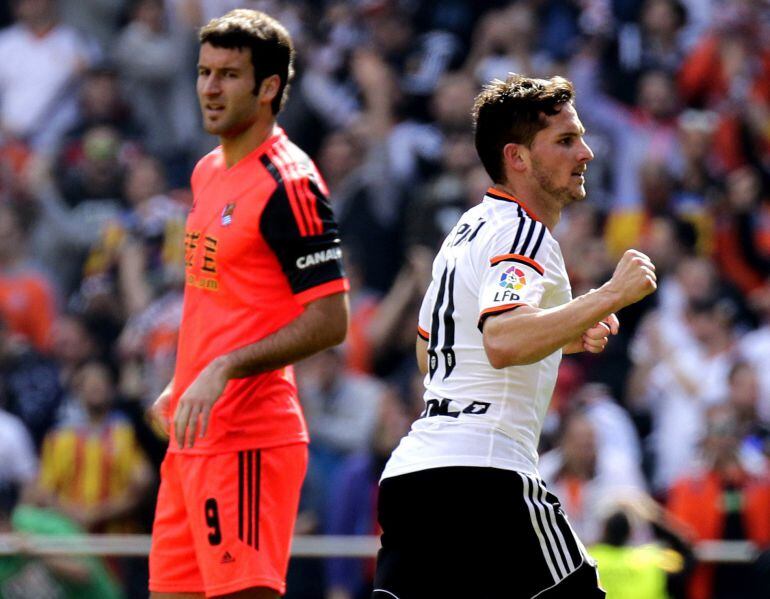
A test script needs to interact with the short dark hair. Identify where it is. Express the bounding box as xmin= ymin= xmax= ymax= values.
xmin=199 ymin=9 xmax=294 ymax=115
xmin=473 ymin=74 xmax=574 ymax=183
